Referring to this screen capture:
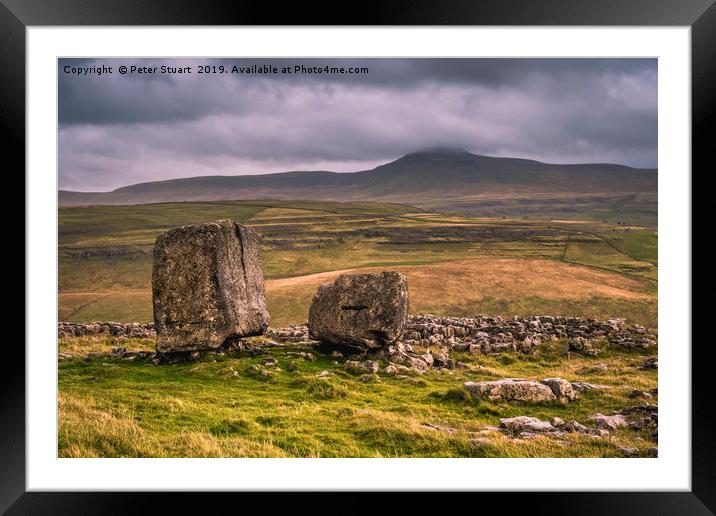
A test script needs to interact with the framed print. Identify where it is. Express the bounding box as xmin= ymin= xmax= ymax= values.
xmin=6 ymin=0 xmax=712 ymax=512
